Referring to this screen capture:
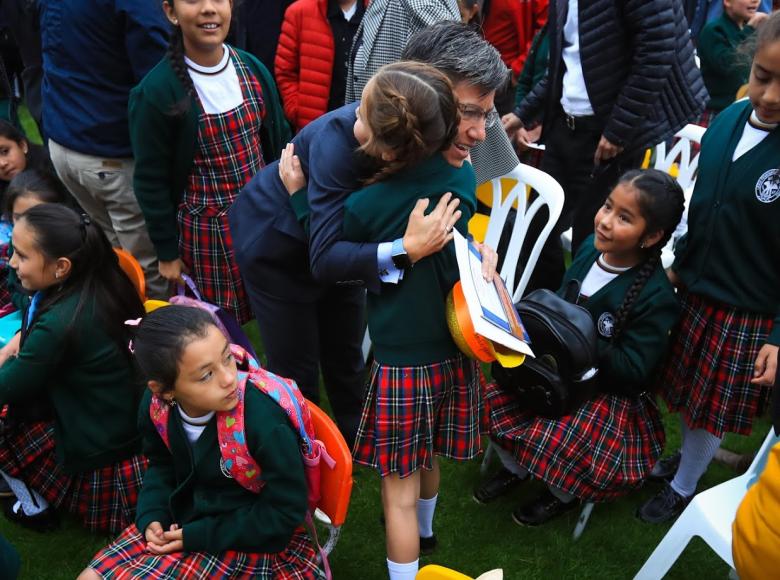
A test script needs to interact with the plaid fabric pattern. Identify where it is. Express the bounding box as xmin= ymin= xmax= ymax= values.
xmin=697 ymin=108 xmax=718 ymax=129
xmin=89 ymin=525 xmax=323 ymax=579
xmin=352 ymin=354 xmax=481 ymax=478
xmin=470 ymin=122 xmax=521 ymax=185
xmin=0 ymin=420 xmax=146 ymax=533
xmin=486 ymin=382 xmax=665 ymax=503
xmin=660 ymin=291 xmax=774 ymax=437
xmin=178 ymin=47 xmax=265 ymax=325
